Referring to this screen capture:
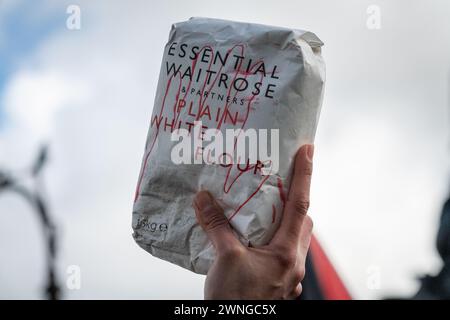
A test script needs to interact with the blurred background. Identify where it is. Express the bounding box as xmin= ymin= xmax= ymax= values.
xmin=0 ymin=0 xmax=449 ymax=299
